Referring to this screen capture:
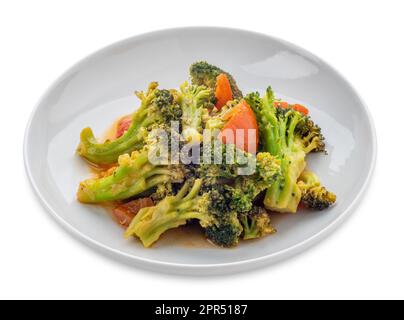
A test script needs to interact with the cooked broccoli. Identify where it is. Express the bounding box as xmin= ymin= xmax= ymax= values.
xmin=190 ymin=61 xmax=243 ymax=100
xmin=204 ymin=99 xmax=240 ymax=130
xmin=77 ymin=83 xmax=182 ymax=165
xmin=178 ymin=82 xmax=214 ymax=143
xmin=200 ymin=186 xmax=243 ymax=247
xmin=194 ymin=143 xmax=248 ymax=187
xmin=186 ymin=140 xmax=280 ymax=212
xmin=205 ymin=221 xmax=242 ymax=247
xmin=77 ymin=148 xmax=185 ymax=203
xmin=240 ymin=206 xmax=276 ymax=240
xmin=297 ymin=171 xmax=336 ymax=210
xmin=228 ymin=152 xmax=281 ymax=213
xmin=245 ymin=87 xmax=327 ymax=213
xmin=125 ymin=179 xmax=242 ymax=248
